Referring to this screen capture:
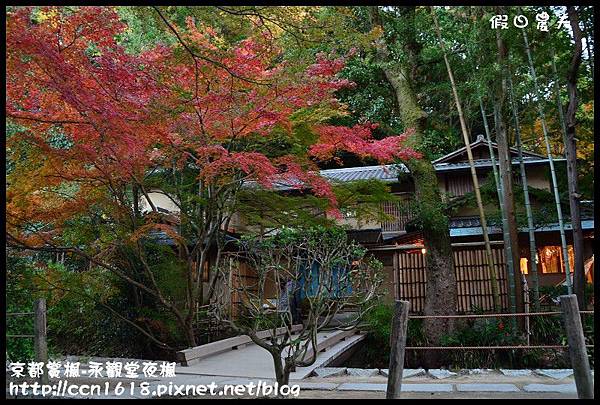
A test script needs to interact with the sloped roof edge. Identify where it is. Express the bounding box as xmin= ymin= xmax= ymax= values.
xmin=432 ymin=134 xmax=546 ymax=164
